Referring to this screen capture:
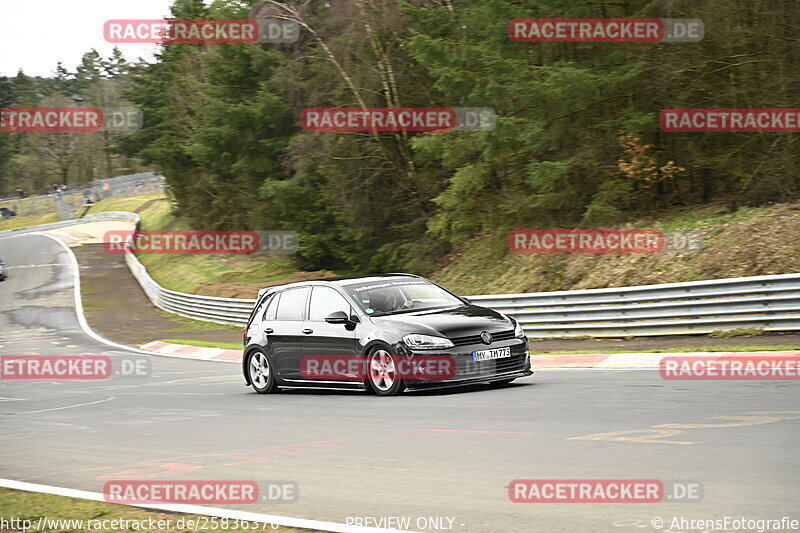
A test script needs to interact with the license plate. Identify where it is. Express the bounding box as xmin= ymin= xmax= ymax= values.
xmin=472 ymin=347 xmax=511 ymax=362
